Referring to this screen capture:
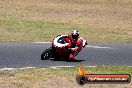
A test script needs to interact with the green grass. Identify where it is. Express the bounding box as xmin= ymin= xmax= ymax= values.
xmin=0 ymin=0 xmax=132 ymax=43
xmin=0 ymin=66 xmax=132 ymax=88
xmin=0 ymin=14 xmax=132 ymax=43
